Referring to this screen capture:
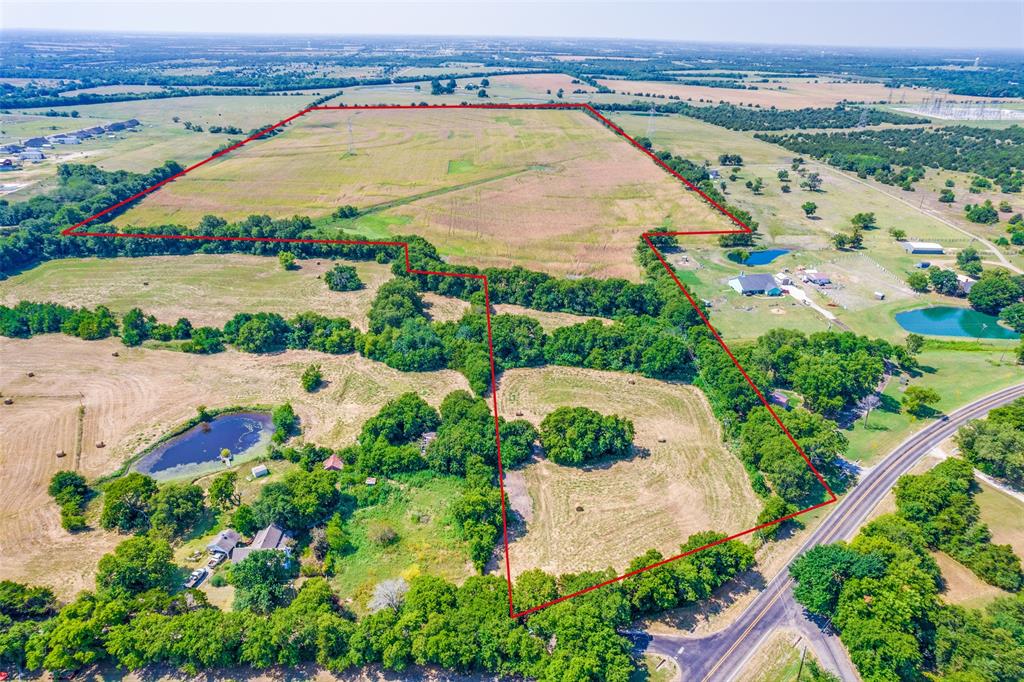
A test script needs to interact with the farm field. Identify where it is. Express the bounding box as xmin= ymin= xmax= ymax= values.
xmin=0 ymin=335 xmax=468 ymax=597
xmin=0 ymin=254 xmax=401 ymax=330
xmin=494 ymin=366 xmax=759 ymax=578
xmin=598 ymin=78 xmax=1002 ymax=109
xmin=111 ymin=107 xmax=730 ymax=278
